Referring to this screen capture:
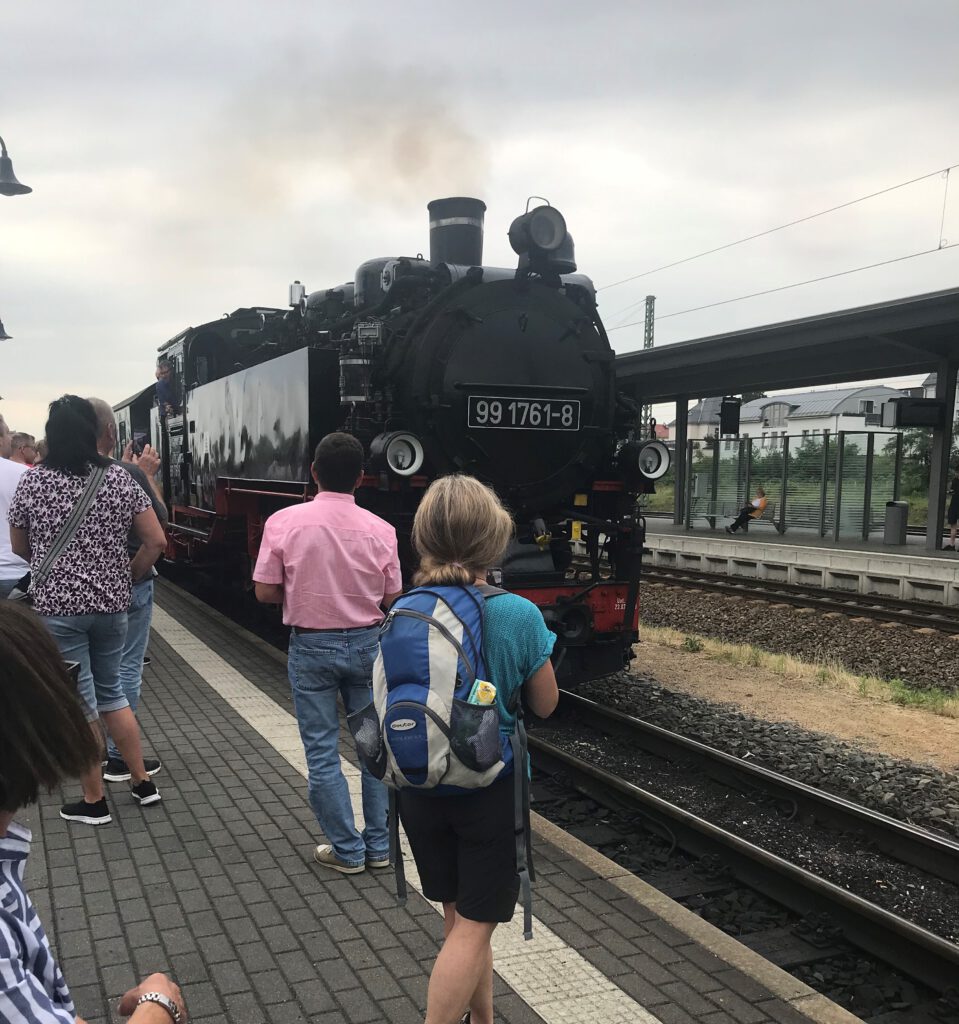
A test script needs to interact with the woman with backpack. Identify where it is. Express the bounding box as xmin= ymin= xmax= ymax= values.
xmin=397 ymin=474 xmax=559 ymax=1024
